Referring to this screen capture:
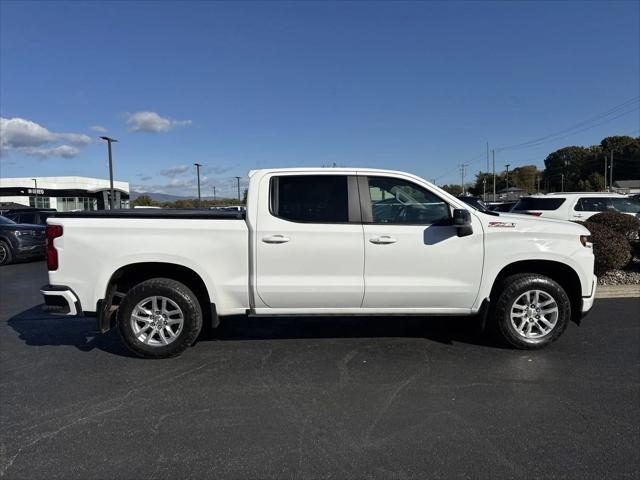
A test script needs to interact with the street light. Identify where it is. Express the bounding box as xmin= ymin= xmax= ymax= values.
xmin=31 ymin=178 xmax=38 ymax=207
xmin=100 ymin=136 xmax=118 ymax=209
xmin=235 ymin=176 xmax=241 ymax=202
xmin=194 ymin=163 xmax=203 ymax=206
